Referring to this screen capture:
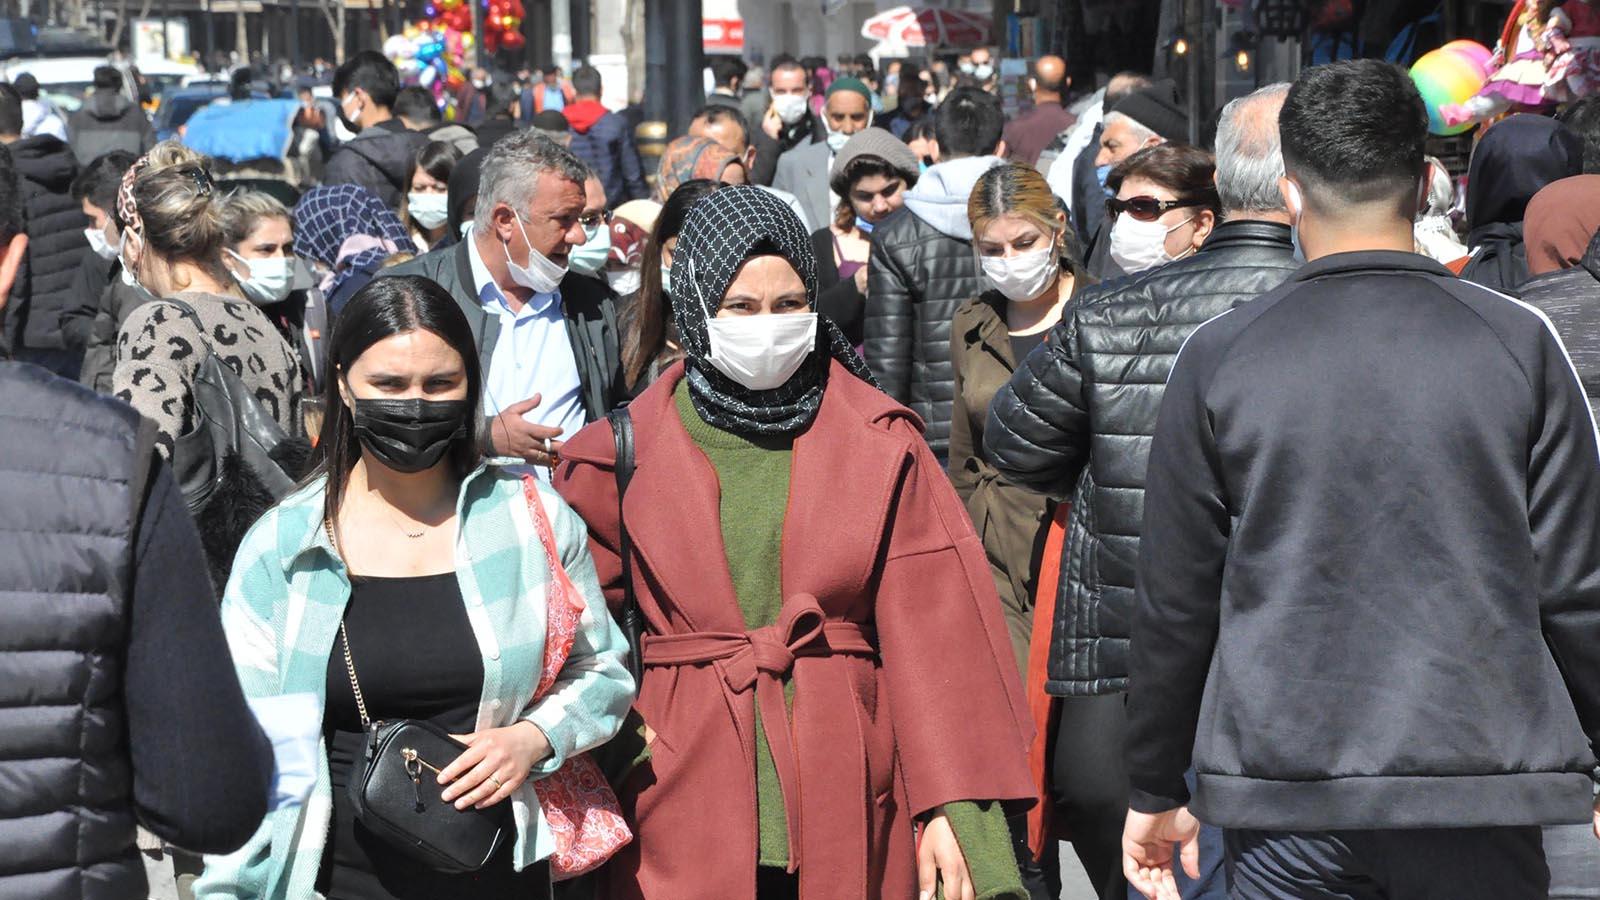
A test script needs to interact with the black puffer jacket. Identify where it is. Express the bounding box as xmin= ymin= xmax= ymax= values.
xmin=985 ymin=220 xmax=1298 ymax=696
xmin=5 ymin=135 xmax=88 ymax=354
xmin=1519 ymin=227 xmax=1600 ymax=420
xmin=864 ymin=155 xmax=1003 ymax=463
